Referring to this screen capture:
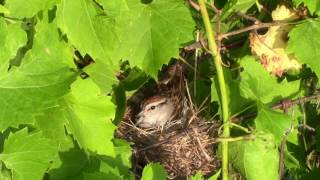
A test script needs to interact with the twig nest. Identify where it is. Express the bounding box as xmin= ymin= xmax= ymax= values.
xmin=116 ymin=108 xmax=220 ymax=179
